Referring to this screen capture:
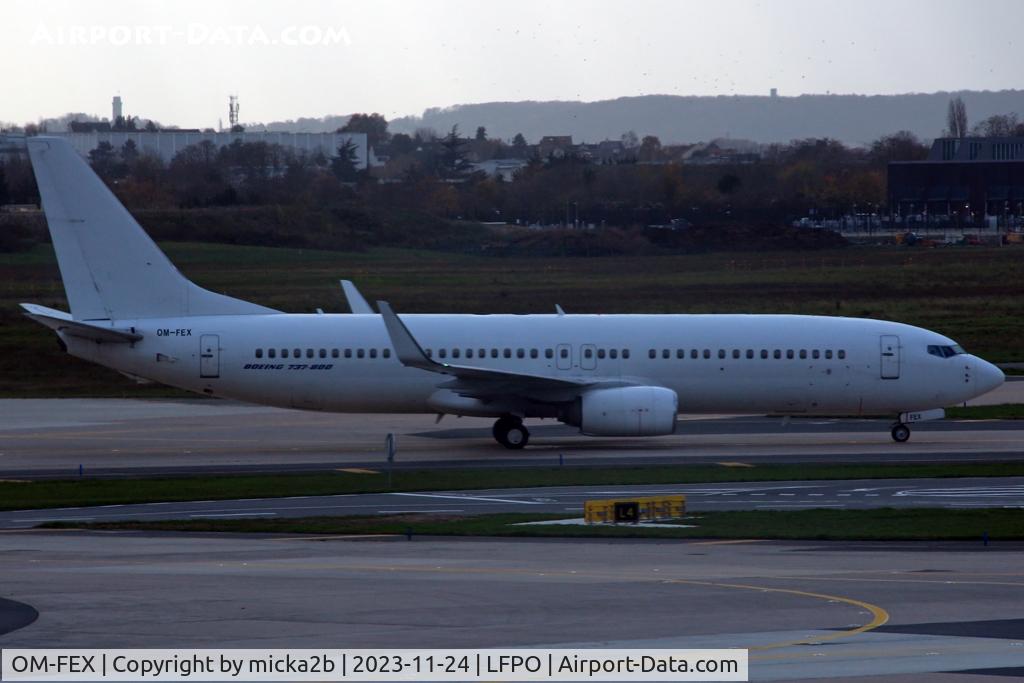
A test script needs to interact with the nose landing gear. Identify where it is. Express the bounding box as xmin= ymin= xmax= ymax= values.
xmin=493 ymin=416 xmax=530 ymax=449
xmin=890 ymin=422 xmax=911 ymax=443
